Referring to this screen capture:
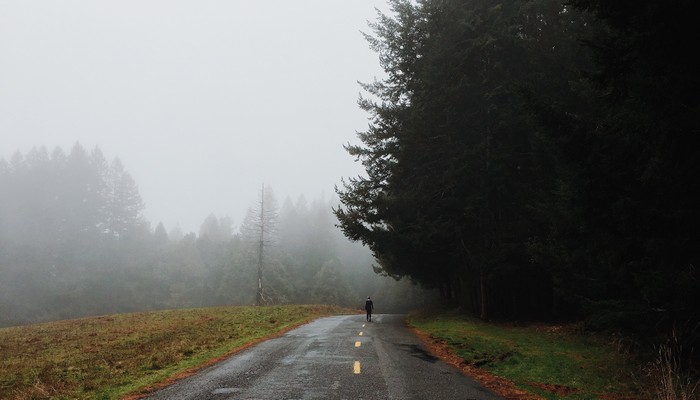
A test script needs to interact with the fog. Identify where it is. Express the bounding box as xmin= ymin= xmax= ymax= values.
xmin=1 ymin=1 xmax=388 ymax=233
xmin=0 ymin=2 xmax=440 ymax=327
